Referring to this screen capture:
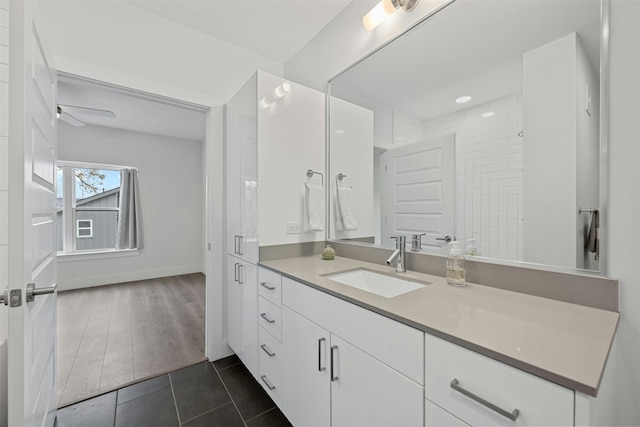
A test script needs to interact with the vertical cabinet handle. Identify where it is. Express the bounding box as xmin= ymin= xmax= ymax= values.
xmin=330 ymin=345 xmax=339 ymax=381
xmin=234 ymin=235 xmax=240 ymax=254
xmin=238 ymin=236 xmax=244 ymax=255
xmin=260 ymin=282 xmax=276 ymax=291
xmin=260 ymin=375 xmax=276 ymax=391
xmin=261 ymin=344 xmax=276 ymax=357
xmin=450 ymin=378 xmax=520 ymax=421
xmin=318 ymin=338 xmax=326 ymax=372
xmin=238 ymin=264 xmax=244 ymax=284
xmin=234 ymin=263 xmax=240 ymax=282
